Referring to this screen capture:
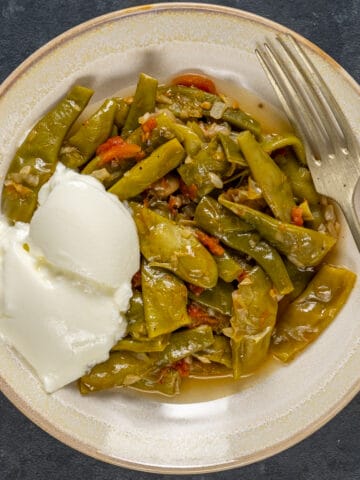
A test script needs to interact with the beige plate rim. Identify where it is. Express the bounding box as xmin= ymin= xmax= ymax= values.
xmin=0 ymin=2 xmax=359 ymax=474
